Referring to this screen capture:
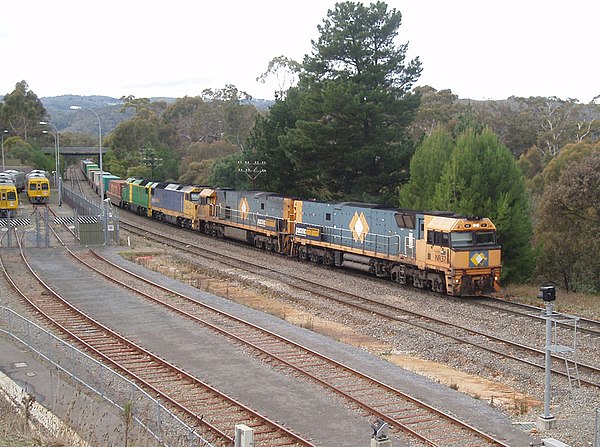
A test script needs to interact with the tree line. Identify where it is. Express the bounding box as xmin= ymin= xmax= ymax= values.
xmin=1 ymin=1 xmax=599 ymax=293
